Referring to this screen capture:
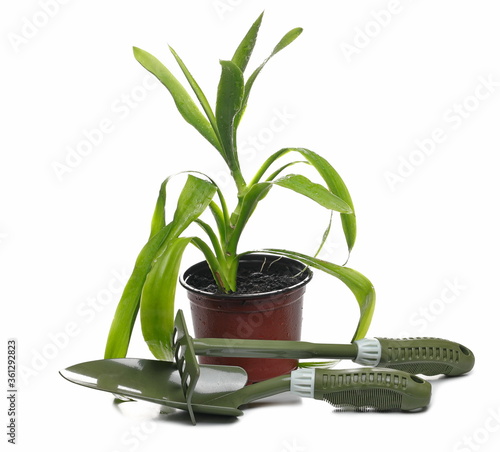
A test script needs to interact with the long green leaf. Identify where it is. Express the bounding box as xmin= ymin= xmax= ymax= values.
xmin=231 ymin=12 xmax=264 ymax=73
xmin=109 ymin=175 xmax=216 ymax=359
xmin=169 ymin=46 xmax=224 ymax=158
xmin=151 ymin=171 xmax=229 ymax=252
xmin=192 ymin=171 xmax=231 ymax=230
xmin=209 ymin=201 xmax=227 ymax=246
xmin=229 ymin=160 xmax=353 ymax=255
xmin=140 ymin=237 xmax=193 ymax=361
xmin=274 ymin=174 xmax=353 ymax=213
xmin=149 ymin=176 xmax=171 ymax=239
xmin=251 ymin=148 xmax=356 ymax=253
xmin=195 ymin=219 xmax=225 ymax=263
xmin=271 ymin=27 xmax=304 ymax=55
xmin=140 ymin=234 xmax=231 ymax=360
xmin=215 ymin=60 xmax=244 ymax=160
xmin=265 ymin=160 xmax=310 ymax=181
xmin=151 ymin=175 xmax=218 ymax=274
xmin=150 ymin=190 xmax=166 ymax=239
xmin=168 ymin=175 xmax=217 ymax=242
xmin=133 ymin=46 xmax=223 ymax=155
xmin=314 ymin=211 xmax=333 ymax=258
xmin=104 ymin=224 xmax=172 ymax=358
xmin=294 ymin=149 xmax=356 ymax=253
xmin=266 ymin=167 xmax=339 ymax=259
xmin=261 ymin=249 xmax=376 ymax=341
xmin=150 ymin=173 xmax=219 ymax=241
xmin=234 ymin=27 xmax=303 ymax=128
xmin=228 ymin=171 xmax=351 ymax=254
